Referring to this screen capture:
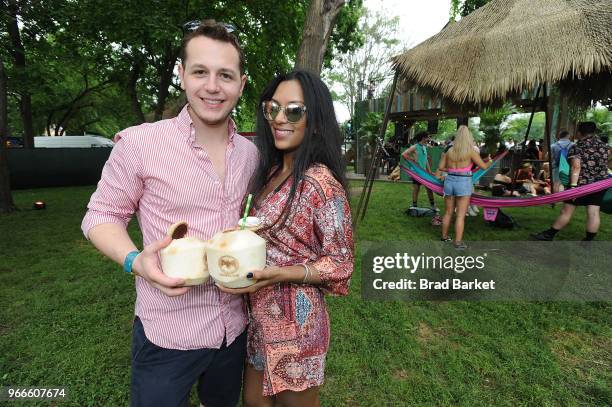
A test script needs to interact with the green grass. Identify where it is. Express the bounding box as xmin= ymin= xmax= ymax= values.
xmin=1 ymin=183 xmax=610 ymax=406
